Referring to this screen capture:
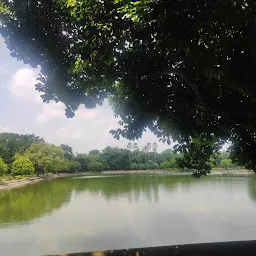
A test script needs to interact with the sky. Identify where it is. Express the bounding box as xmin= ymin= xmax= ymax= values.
xmin=0 ymin=36 xmax=171 ymax=153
